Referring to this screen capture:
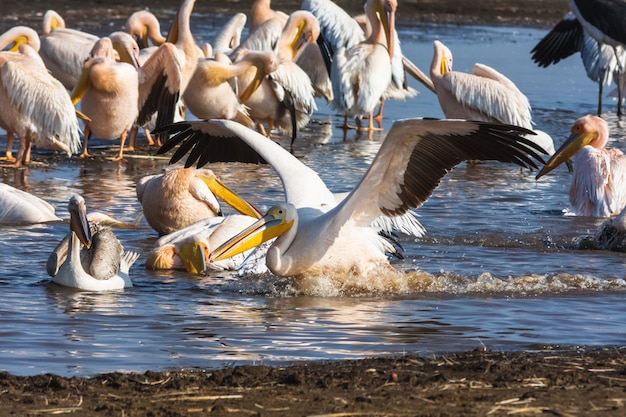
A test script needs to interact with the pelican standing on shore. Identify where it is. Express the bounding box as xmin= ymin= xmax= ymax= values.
xmin=155 ymin=118 xmax=546 ymax=278
xmin=536 ymin=114 xmax=626 ymax=218
xmin=46 ymin=195 xmax=139 ymax=291
xmin=0 ymin=26 xmax=81 ymax=167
